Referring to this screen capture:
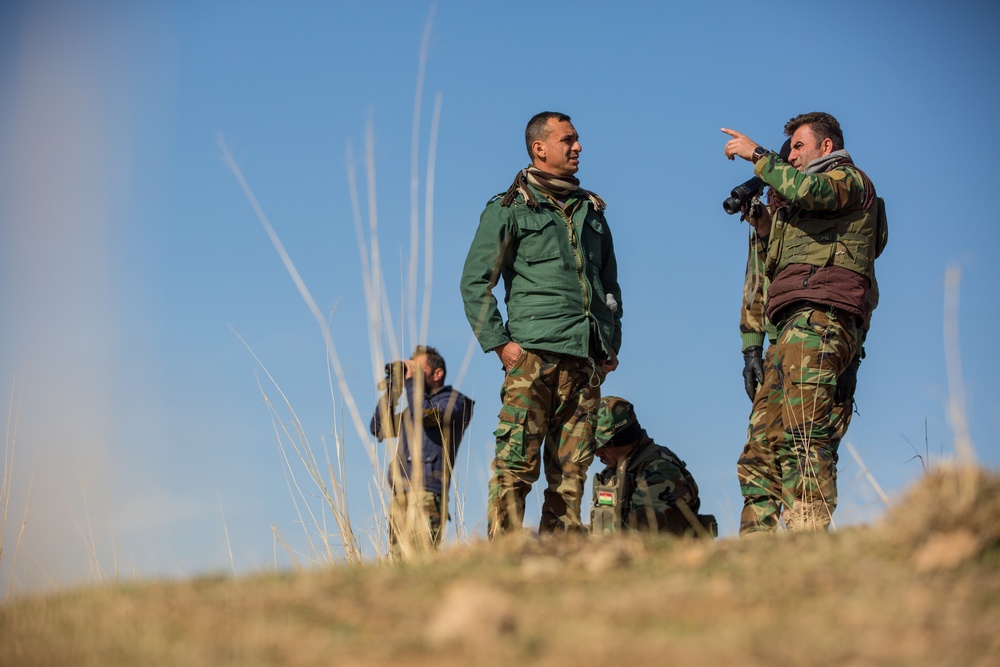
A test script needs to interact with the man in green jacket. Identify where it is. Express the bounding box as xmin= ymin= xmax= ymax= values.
xmin=460 ymin=111 xmax=623 ymax=538
xmin=722 ymin=112 xmax=886 ymax=532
